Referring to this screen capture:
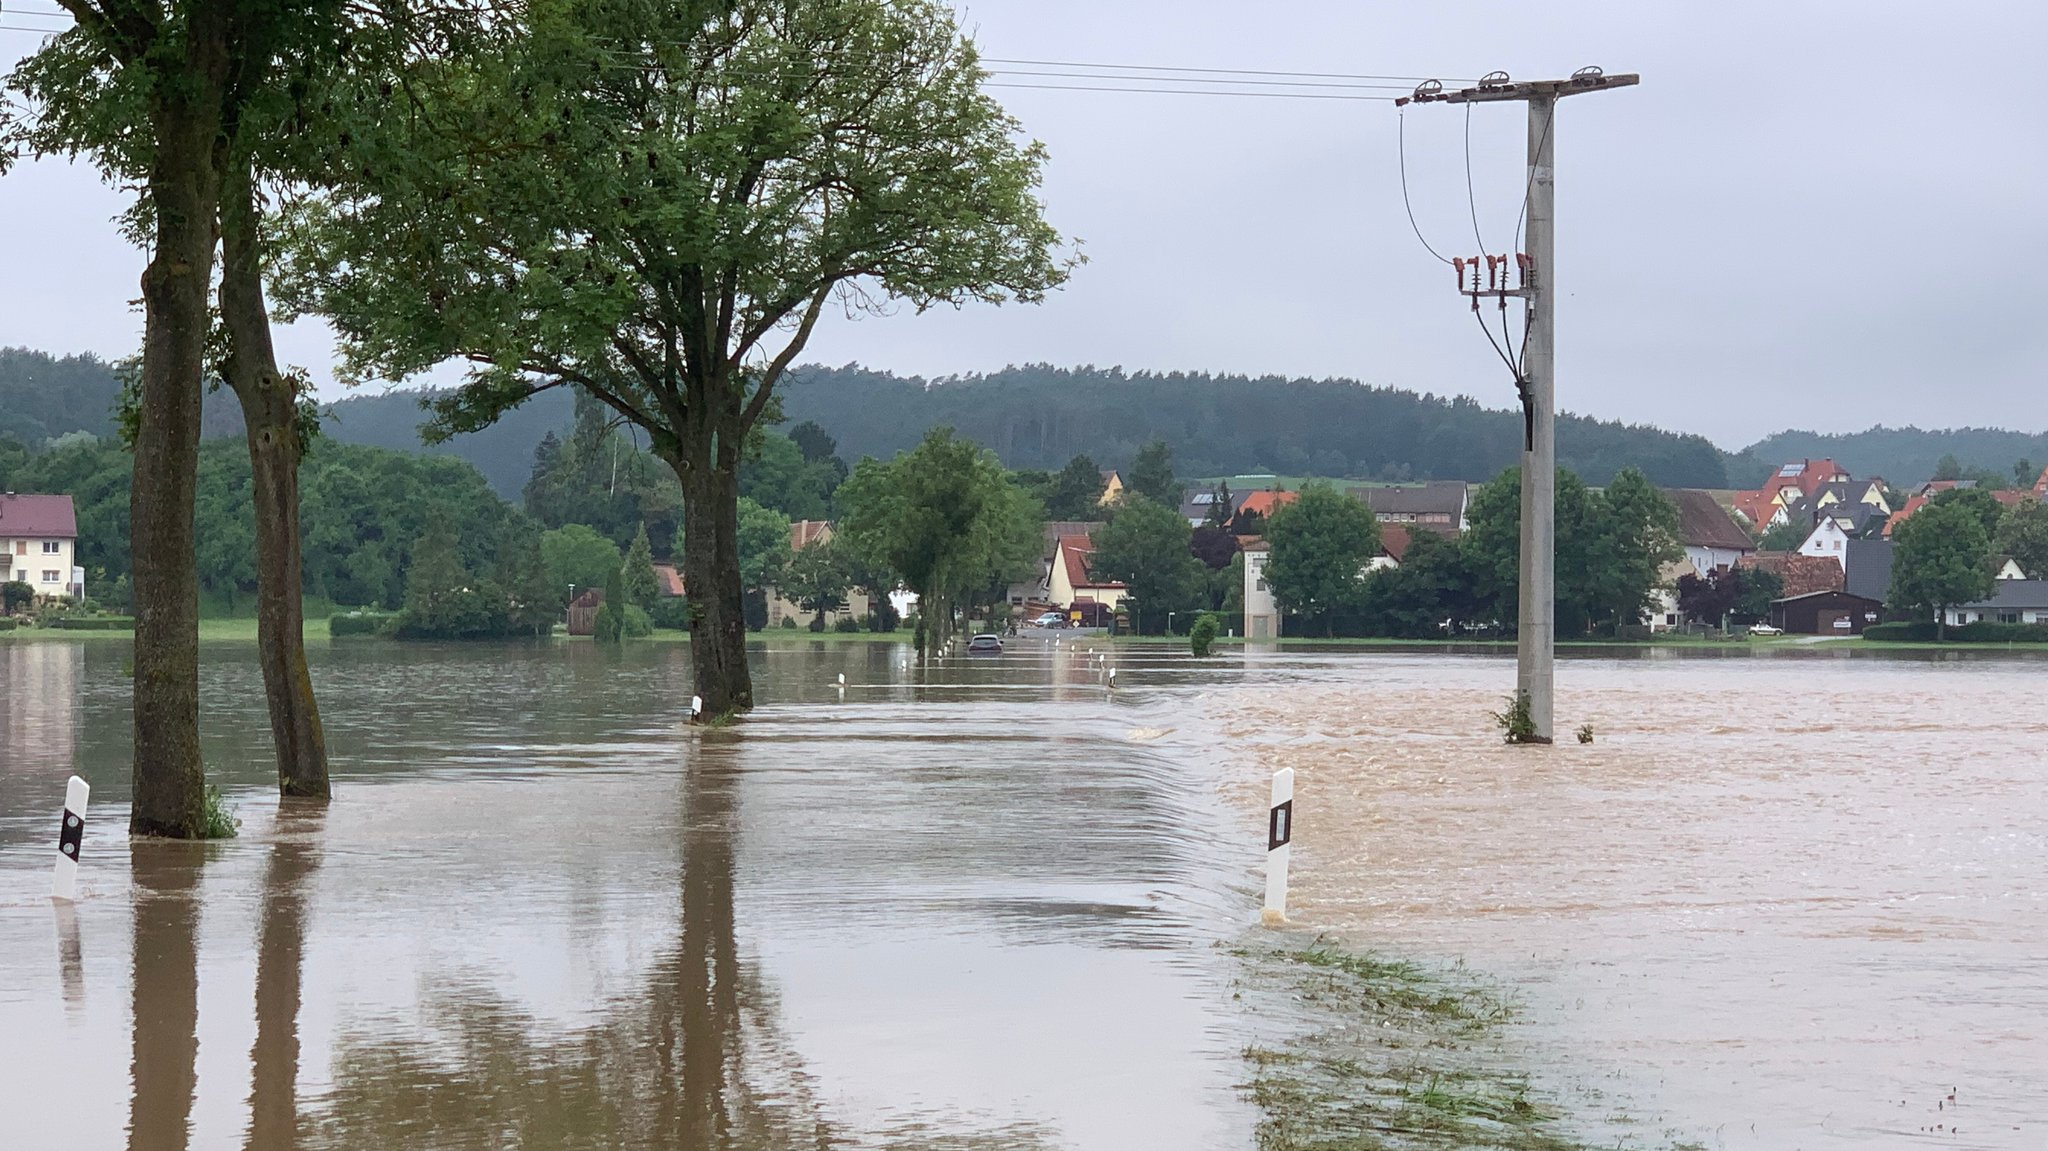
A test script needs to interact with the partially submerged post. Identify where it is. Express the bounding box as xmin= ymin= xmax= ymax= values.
xmin=1263 ymin=768 xmax=1294 ymax=925
xmin=52 ymin=775 xmax=89 ymax=902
